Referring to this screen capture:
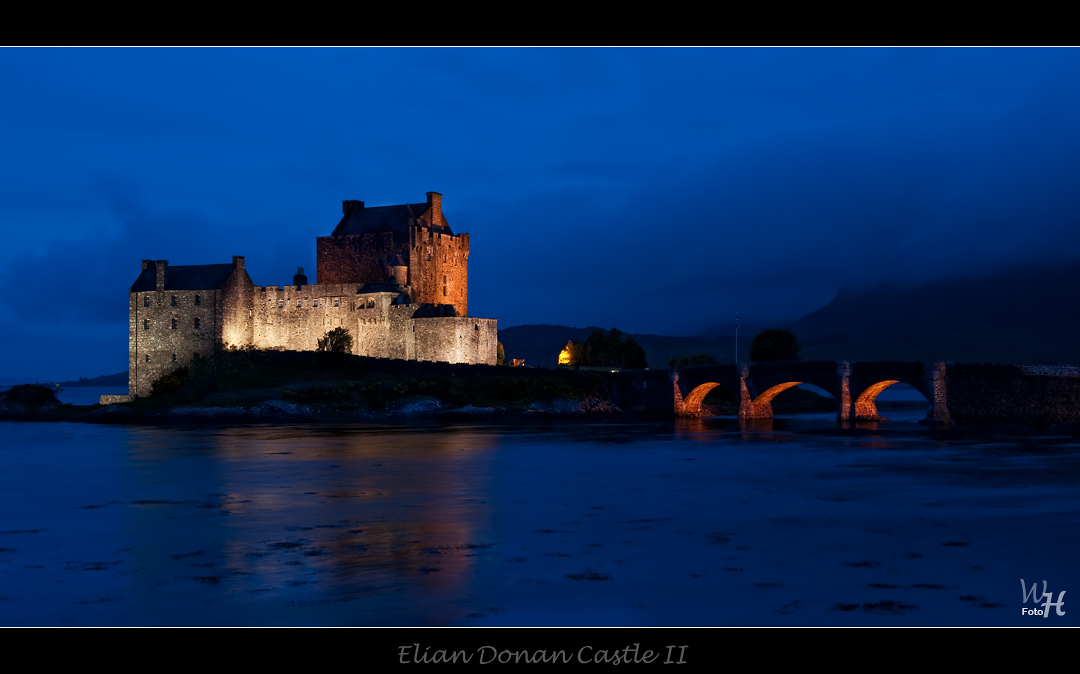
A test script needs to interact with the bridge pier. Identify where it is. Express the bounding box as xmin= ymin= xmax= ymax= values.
xmin=671 ymin=371 xmax=686 ymax=416
xmin=837 ymin=361 xmax=852 ymax=422
xmin=923 ymin=362 xmax=951 ymax=425
xmin=738 ymin=364 xmax=773 ymax=419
